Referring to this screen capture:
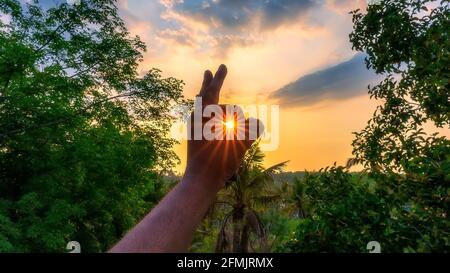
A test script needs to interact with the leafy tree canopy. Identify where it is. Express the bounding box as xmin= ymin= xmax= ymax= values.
xmin=282 ymin=0 xmax=449 ymax=253
xmin=0 ymin=0 xmax=185 ymax=252
xmin=349 ymin=0 xmax=449 ymax=172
